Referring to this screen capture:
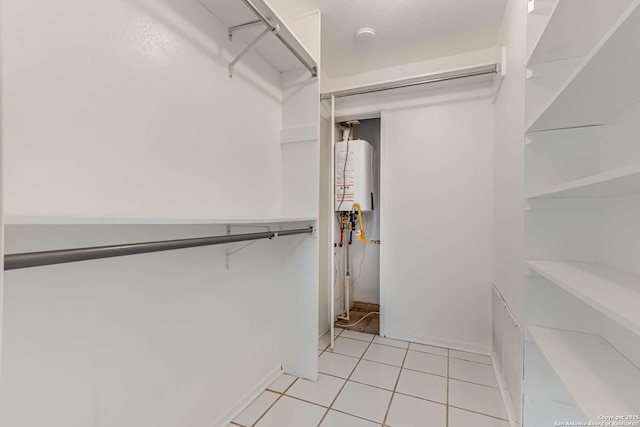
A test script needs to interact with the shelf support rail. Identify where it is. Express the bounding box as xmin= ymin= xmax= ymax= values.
xmin=229 ymin=24 xmax=278 ymax=78
xmin=237 ymin=0 xmax=318 ymax=78
xmin=228 ymin=19 xmax=262 ymax=41
xmin=225 ymin=224 xmax=271 ymax=269
xmin=3 ymin=226 xmax=313 ymax=271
